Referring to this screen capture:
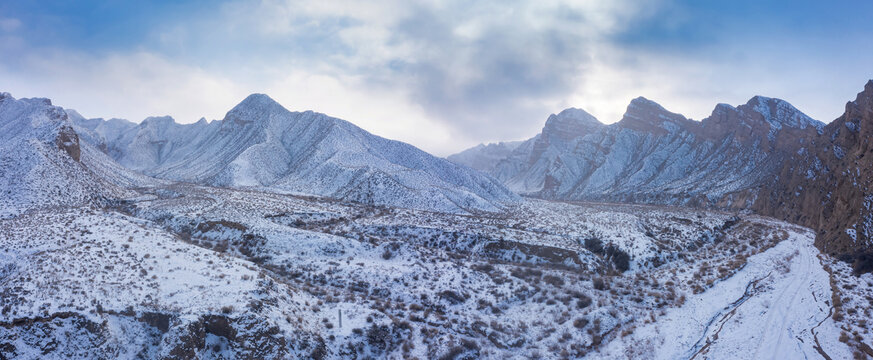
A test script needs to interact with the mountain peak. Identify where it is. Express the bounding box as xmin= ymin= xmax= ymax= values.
xmin=240 ymin=93 xmax=277 ymax=105
xmin=854 ymin=79 xmax=873 ymax=104
xmin=541 ymin=107 xmax=602 ymax=142
xmin=842 ymin=79 xmax=873 ymax=124
xmin=225 ymin=93 xmax=290 ymax=126
xmin=740 ymin=95 xmax=822 ymax=133
xmin=233 ymin=93 xmax=284 ymax=112
xmin=628 ymin=96 xmax=665 ymax=111
xmin=746 ymin=95 xmax=773 ymax=104
xmin=619 ymin=96 xmax=689 ymax=134
xmin=625 ymin=96 xmax=684 ymax=121
xmin=554 ymin=107 xmax=600 ymax=124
